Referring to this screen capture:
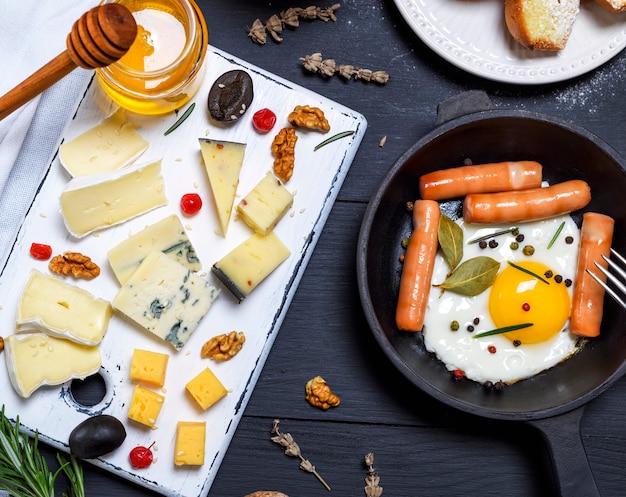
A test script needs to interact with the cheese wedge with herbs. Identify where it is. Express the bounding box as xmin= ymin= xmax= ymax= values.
xmin=60 ymin=159 xmax=167 ymax=238
xmin=108 ymin=214 xmax=201 ymax=285
xmin=199 ymin=138 xmax=246 ymax=237
xmin=113 ymin=251 xmax=220 ymax=350
xmin=212 ymin=231 xmax=290 ymax=302
xmin=59 ymin=109 xmax=148 ymax=177
xmin=16 ymin=270 xmax=112 ymax=345
xmin=4 ymin=332 xmax=101 ymax=398
xmin=237 ymin=172 xmax=294 ymax=234
xmin=174 ymin=421 xmax=206 ymax=466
